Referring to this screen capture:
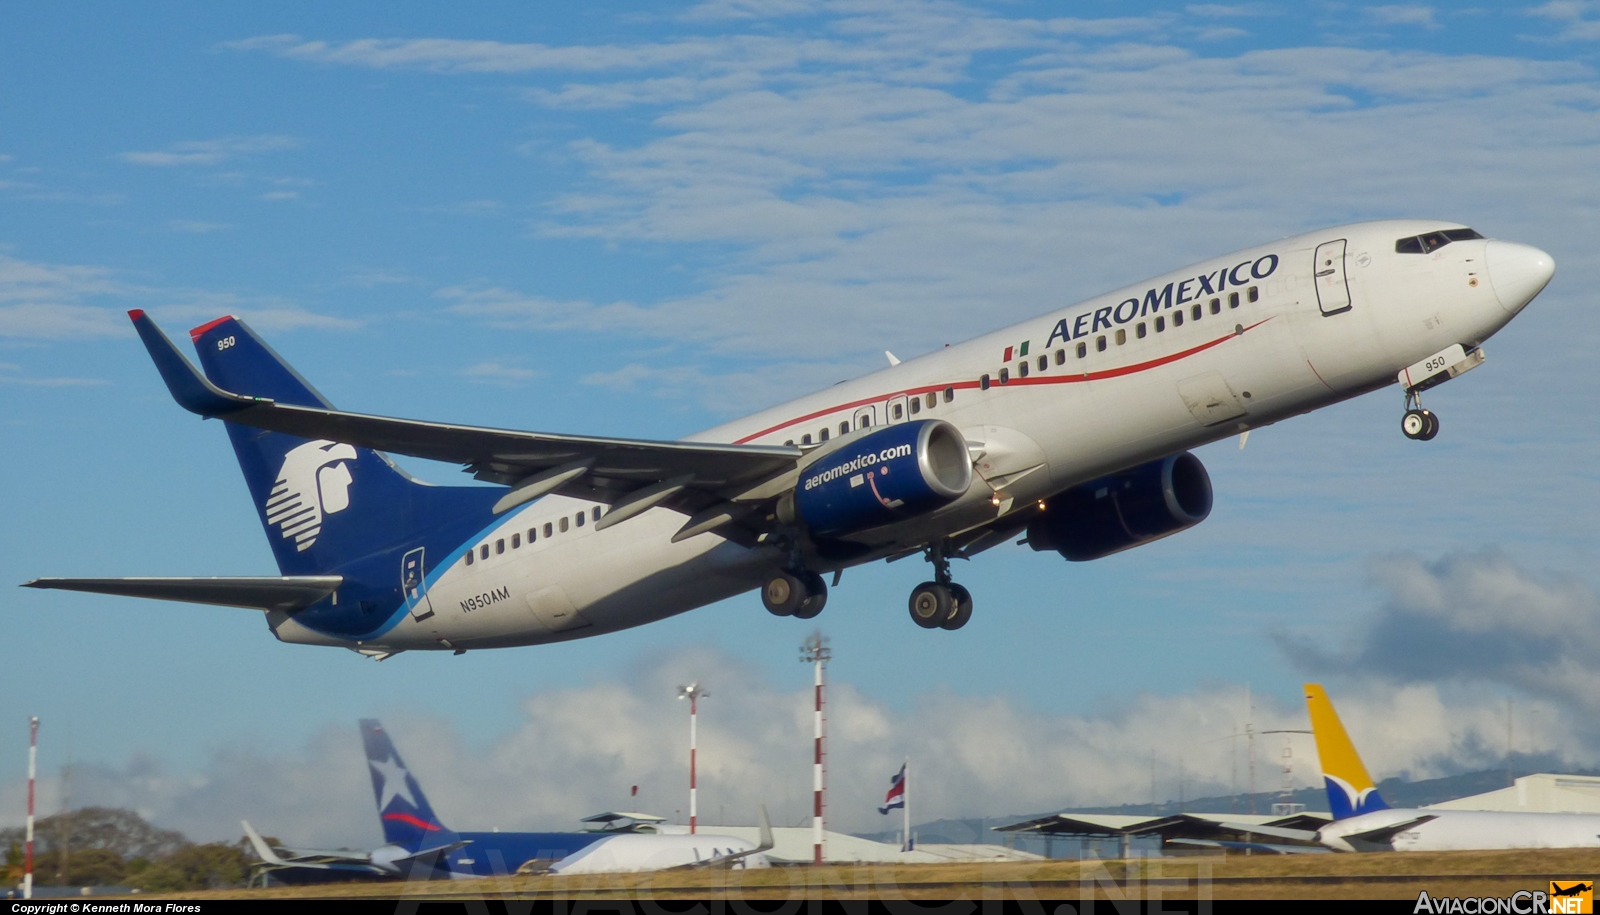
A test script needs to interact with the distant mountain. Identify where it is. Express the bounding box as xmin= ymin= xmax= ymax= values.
xmin=853 ymin=761 xmax=1600 ymax=845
